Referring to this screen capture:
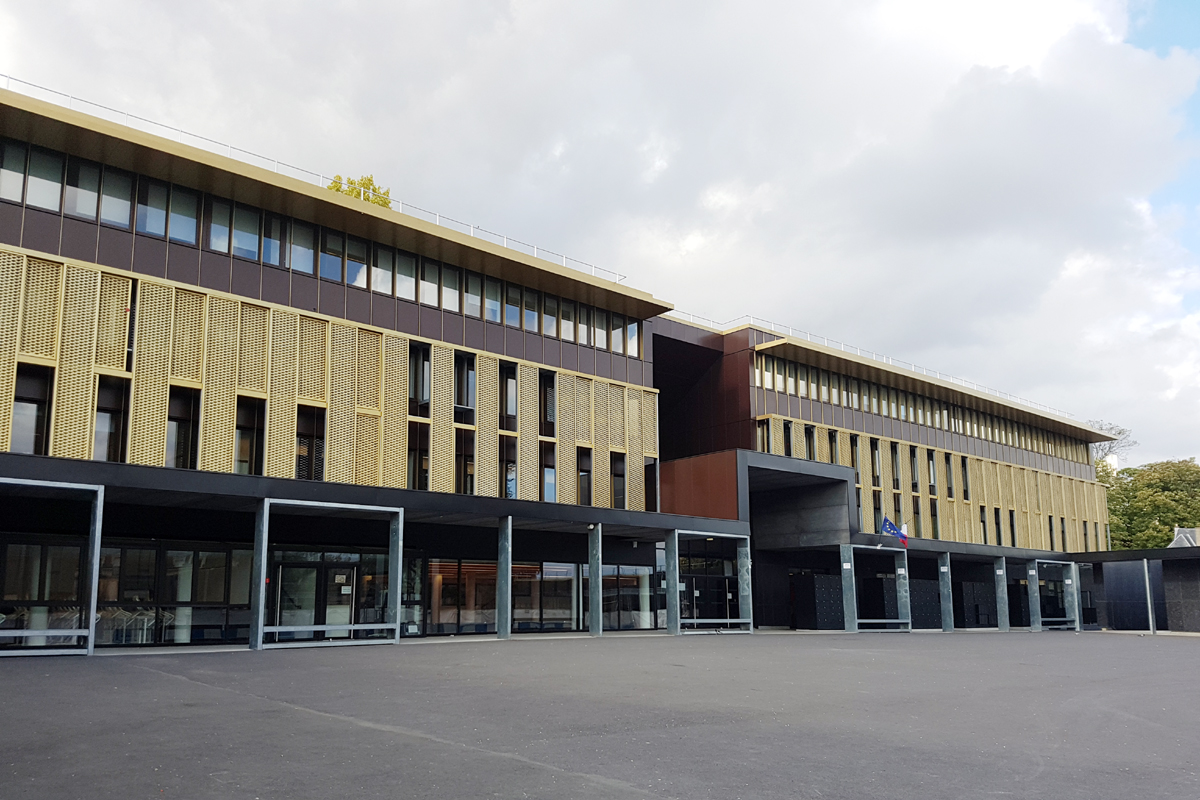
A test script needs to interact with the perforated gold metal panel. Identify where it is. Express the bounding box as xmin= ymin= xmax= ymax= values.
xmin=95 ymin=273 xmax=131 ymax=370
xmin=880 ymin=439 xmax=895 ymax=501
xmin=641 ymin=391 xmax=657 ymax=457
xmin=381 ymin=335 xmax=409 ymax=489
xmin=475 ymin=355 xmax=499 ymax=498
xmin=815 ymin=426 xmax=830 ymax=463
xmin=999 ymin=465 xmax=1013 ymax=516
xmin=517 ymin=363 xmax=538 ymax=501
xmin=298 ymin=316 xmax=328 ymax=401
xmin=556 ymin=373 xmax=576 ymax=505
xmin=127 ymin=282 xmax=174 ymax=466
xmin=355 ymin=413 xmax=381 ymax=486
xmin=627 ymin=391 xmax=644 ymax=511
xmin=49 ymin=265 xmax=99 ymax=460
xmin=325 ymin=324 xmax=357 ymax=484
xmin=430 ymin=345 xmax=455 ymax=493
xmin=768 ymin=417 xmax=783 ymax=455
xmin=19 ymin=258 xmax=61 ymax=359
xmin=238 ymin=304 xmax=268 ymax=392
xmin=0 ymin=249 xmax=22 ymax=450
xmin=836 ymin=430 xmax=851 ymax=469
xmin=609 ymin=384 xmax=626 ymax=452
xmin=264 ymin=310 xmax=298 ymax=479
xmin=170 ymin=289 xmax=206 ymax=382
xmin=576 ymin=377 xmax=592 ymax=445
xmin=592 ymin=381 xmax=610 ymax=508
xmin=985 ymin=462 xmax=1000 ymax=507
xmin=1050 ymin=475 xmax=1064 ymax=520
xmin=199 ymin=296 xmax=239 ymax=473
xmin=357 ymin=329 xmax=381 ymax=410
